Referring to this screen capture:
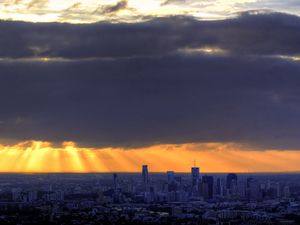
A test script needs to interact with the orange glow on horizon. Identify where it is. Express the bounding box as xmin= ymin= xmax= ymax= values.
xmin=0 ymin=141 xmax=299 ymax=173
